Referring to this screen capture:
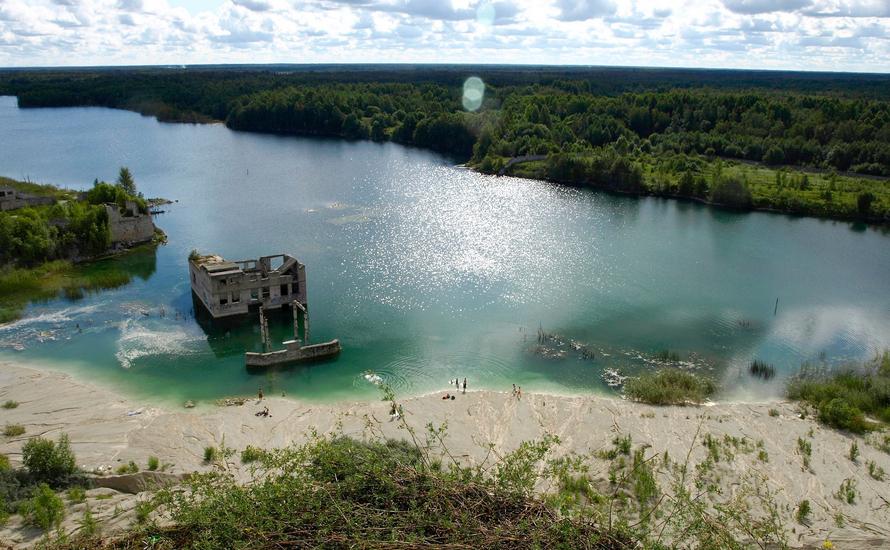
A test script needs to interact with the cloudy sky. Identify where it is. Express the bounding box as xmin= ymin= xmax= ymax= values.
xmin=0 ymin=0 xmax=888 ymax=72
